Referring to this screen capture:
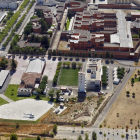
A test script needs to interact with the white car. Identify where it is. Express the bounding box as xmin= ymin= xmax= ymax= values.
xmin=55 ymin=109 xmax=60 ymax=113
xmin=100 ymin=91 xmax=104 ymax=94
xmin=58 ymin=96 xmax=64 ymax=102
